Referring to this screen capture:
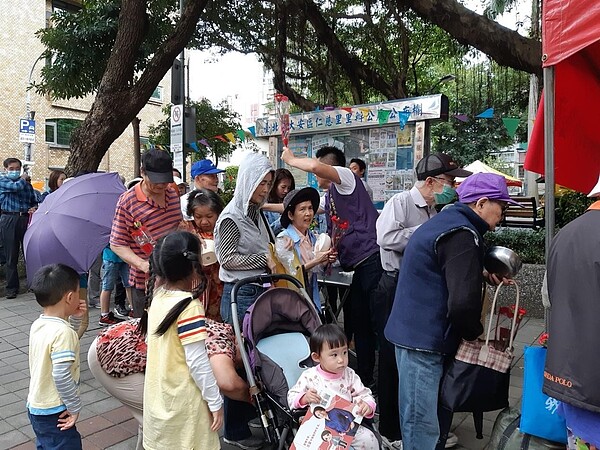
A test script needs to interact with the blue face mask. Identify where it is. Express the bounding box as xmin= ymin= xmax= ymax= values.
xmin=434 ymin=184 xmax=457 ymax=205
xmin=6 ymin=170 xmax=20 ymax=180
